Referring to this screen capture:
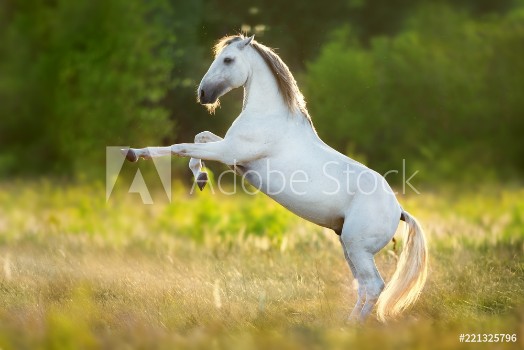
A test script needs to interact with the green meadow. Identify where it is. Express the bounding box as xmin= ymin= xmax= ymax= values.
xmin=0 ymin=182 xmax=522 ymax=349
